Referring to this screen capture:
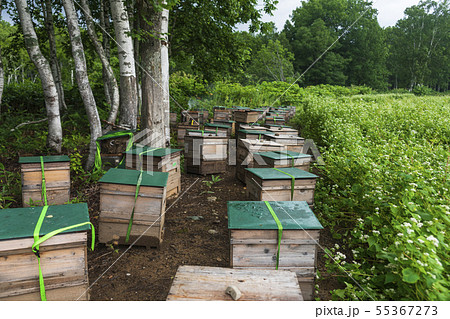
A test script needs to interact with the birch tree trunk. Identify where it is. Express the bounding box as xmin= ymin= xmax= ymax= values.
xmin=42 ymin=0 xmax=67 ymax=111
xmin=110 ymin=0 xmax=137 ymax=130
xmin=80 ymin=0 xmax=120 ymax=125
xmin=15 ymin=0 xmax=62 ymax=152
xmin=62 ymin=0 xmax=102 ymax=169
xmin=0 ymin=0 xmax=4 ymax=112
xmin=100 ymin=0 xmax=112 ymax=107
xmin=139 ymin=1 xmax=170 ymax=147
